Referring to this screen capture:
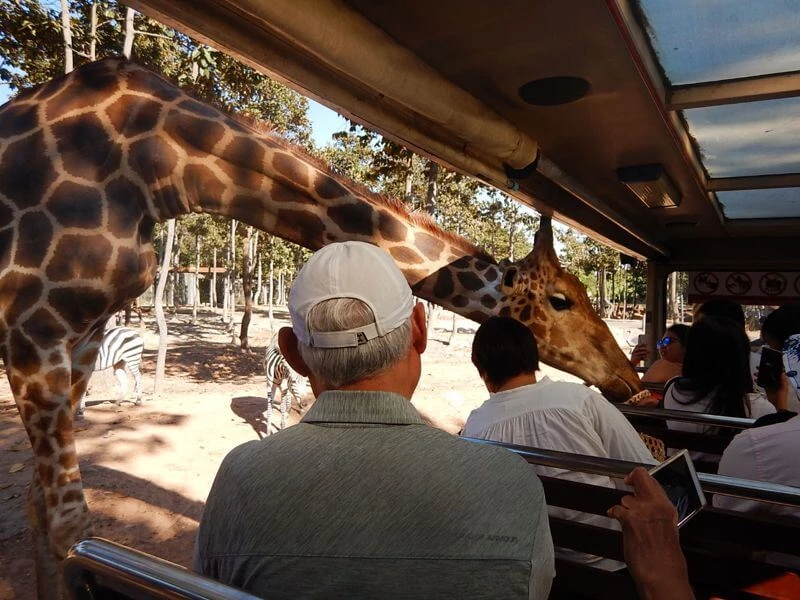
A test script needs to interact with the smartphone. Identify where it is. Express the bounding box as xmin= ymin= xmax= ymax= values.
xmin=637 ymin=334 xmax=646 ymax=345
xmin=648 ymin=449 xmax=707 ymax=528
xmin=756 ymin=346 xmax=784 ymax=390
